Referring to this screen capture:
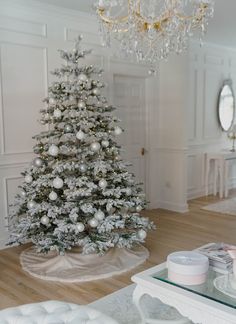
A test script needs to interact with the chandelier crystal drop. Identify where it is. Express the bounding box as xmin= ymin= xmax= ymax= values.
xmin=95 ymin=0 xmax=214 ymax=73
